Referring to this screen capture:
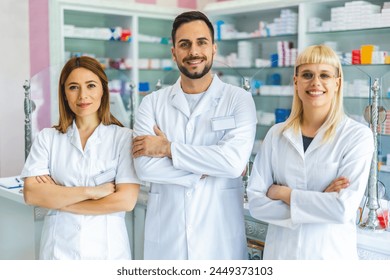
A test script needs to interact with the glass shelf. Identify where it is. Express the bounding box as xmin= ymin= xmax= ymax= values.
xmin=252 ymin=94 xmax=293 ymax=98
xmin=213 ymin=66 xmax=294 ymax=70
xmin=344 ymin=96 xmax=370 ymax=99
xmin=65 ymin=36 xmax=132 ymax=43
xmin=138 ymin=68 xmax=176 ymax=71
xmin=343 ymin=64 xmax=390 ymax=67
xmin=66 ymin=36 xmax=172 ymax=45
xmin=217 ymin=33 xmax=297 ymax=42
xmin=307 ymin=26 xmax=390 ymax=36
xmin=212 ymin=65 xmax=389 ymax=72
